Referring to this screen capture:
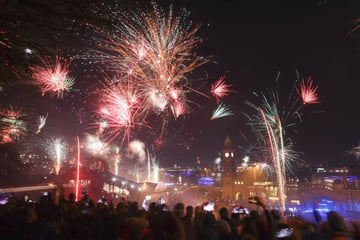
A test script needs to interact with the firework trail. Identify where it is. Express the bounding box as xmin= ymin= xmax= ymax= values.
xmin=31 ymin=53 xmax=75 ymax=99
xmin=45 ymin=137 xmax=67 ymax=175
xmin=75 ymin=136 xmax=81 ymax=202
xmin=246 ymin=73 xmax=320 ymax=214
xmin=347 ymin=142 xmax=360 ymax=160
xmin=147 ymin=149 xmax=151 ymax=182
xmin=258 ymin=107 xmax=286 ymax=213
xmin=297 ymin=76 xmax=320 ymax=104
xmin=35 ymin=113 xmax=48 ymax=134
xmin=113 ymin=146 xmax=121 ymax=175
xmin=349 ymin=17 xmax=360 ymax=35
xmin=0 ymin=30 xmax=11 ymax=49
xmin=251 ymin=96 xmax=294 ymax=214
xmin=351 ymin=145 xmax=360 ymax=160
xmin=146 ymin=146 xmax=160 ymax=183
xmin=93 ymin=2 xmax=210 ymax=144
xmin=0 ymin=106 xmax=27 ymax=144
xmin=54 ymin=141 xmax=62 ymax=175
xmin=211 ymin=76 xmax=235 ymax=103
xmin=251 ymin=91 xmax=300 ymax=213
xmin=210 ymin=103 xmax=233 ymax=120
